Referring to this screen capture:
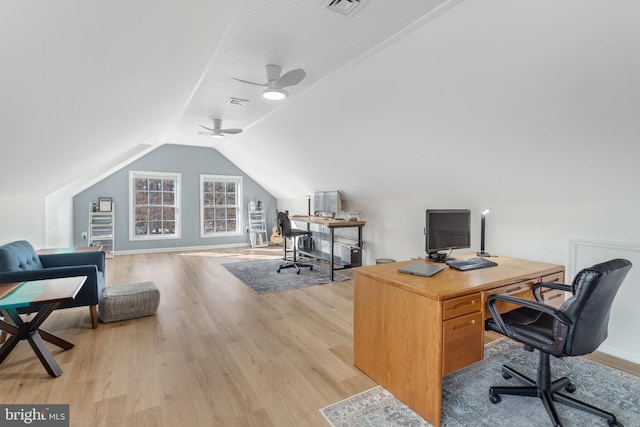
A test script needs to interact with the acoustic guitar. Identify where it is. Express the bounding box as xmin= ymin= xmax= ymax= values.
xmin=270 ymin=209 xmax=284 ymax=244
